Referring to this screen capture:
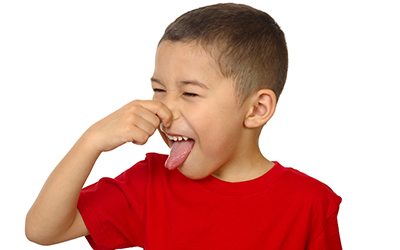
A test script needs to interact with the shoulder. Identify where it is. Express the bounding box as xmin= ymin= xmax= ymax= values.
xmin=275 ymin=162 xmax=342 ymax=210
xmin=85 ymin=153 xmax=168 ymax=194
xmin=144 ymin=152 xmax=168 ymax=166
xmin=120 ymin=153 xmax=168 ymax=177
